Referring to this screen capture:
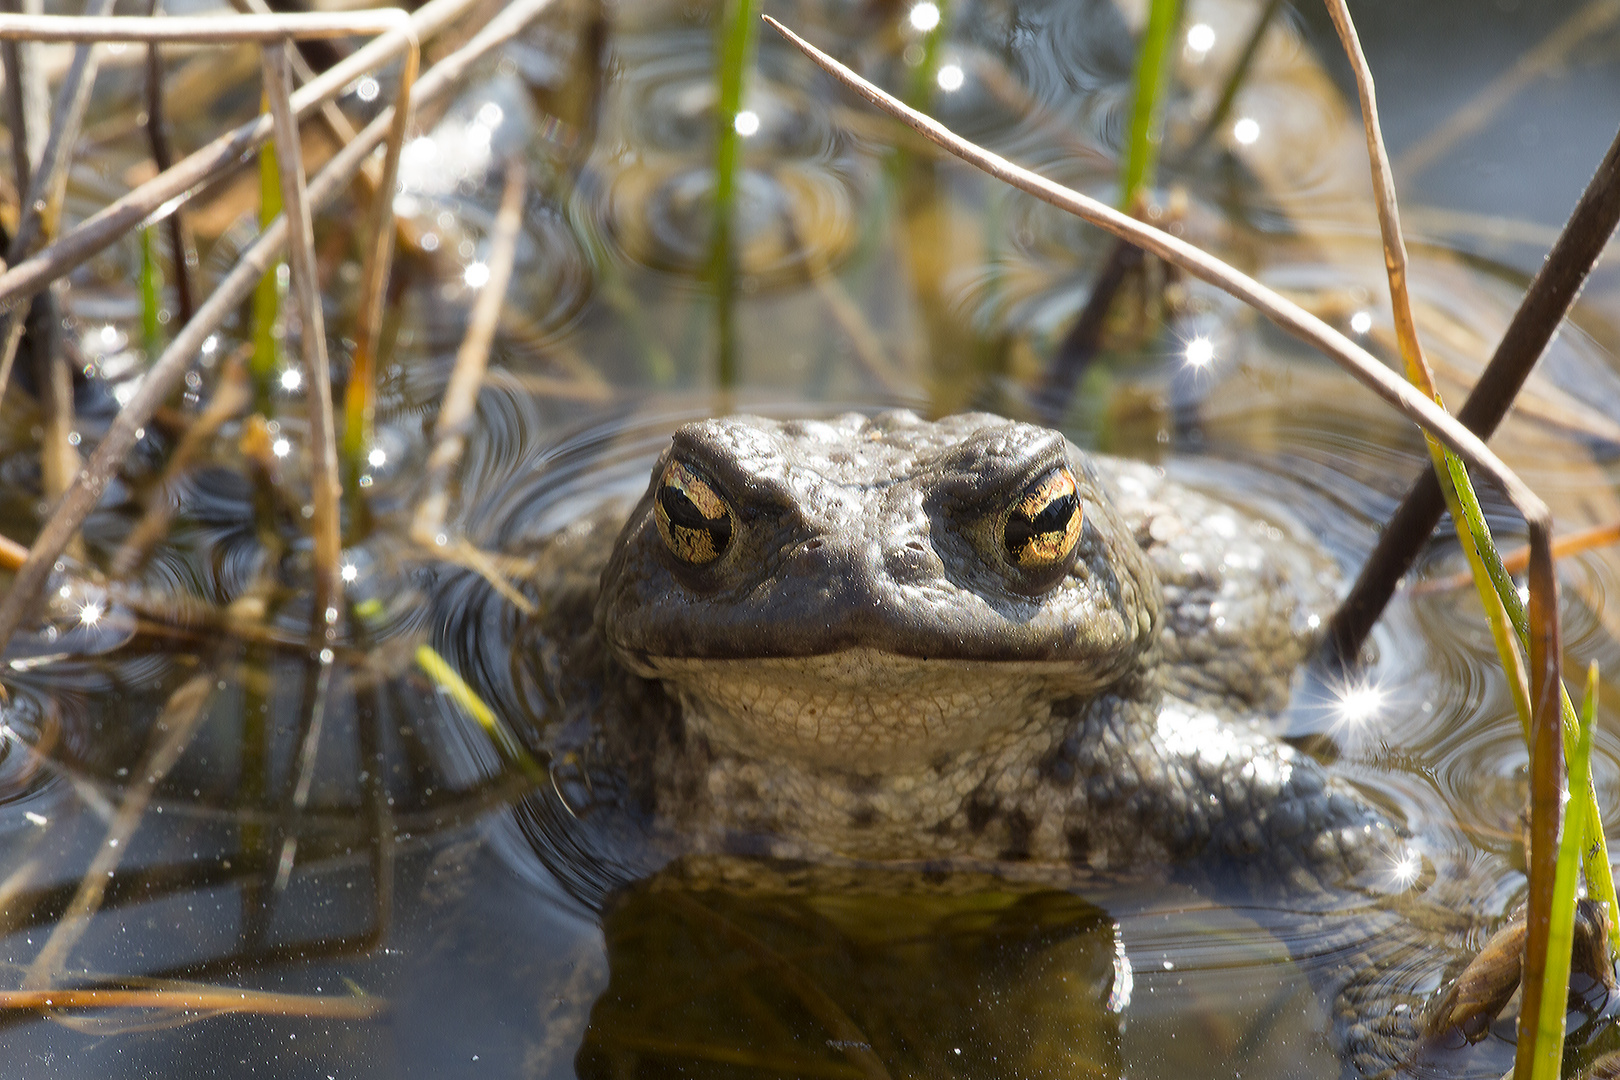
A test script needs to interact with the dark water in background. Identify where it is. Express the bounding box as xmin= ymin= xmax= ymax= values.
xmin=1 ymin=0 xmax=1619 ymax=1076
